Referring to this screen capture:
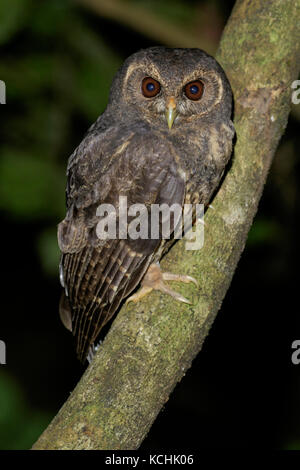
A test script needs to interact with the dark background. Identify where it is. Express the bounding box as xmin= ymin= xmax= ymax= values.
xmin=0 ymin=0 xmax=300 ymax=450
